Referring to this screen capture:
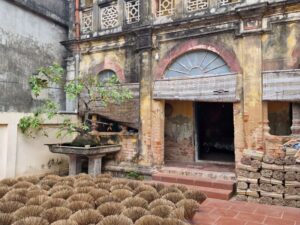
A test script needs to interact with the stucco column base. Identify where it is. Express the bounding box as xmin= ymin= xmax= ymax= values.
xmin=88 ymin=155 xmax=103 ymax=176
xmin=292 ymin=103 xmax=300 ymax=135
